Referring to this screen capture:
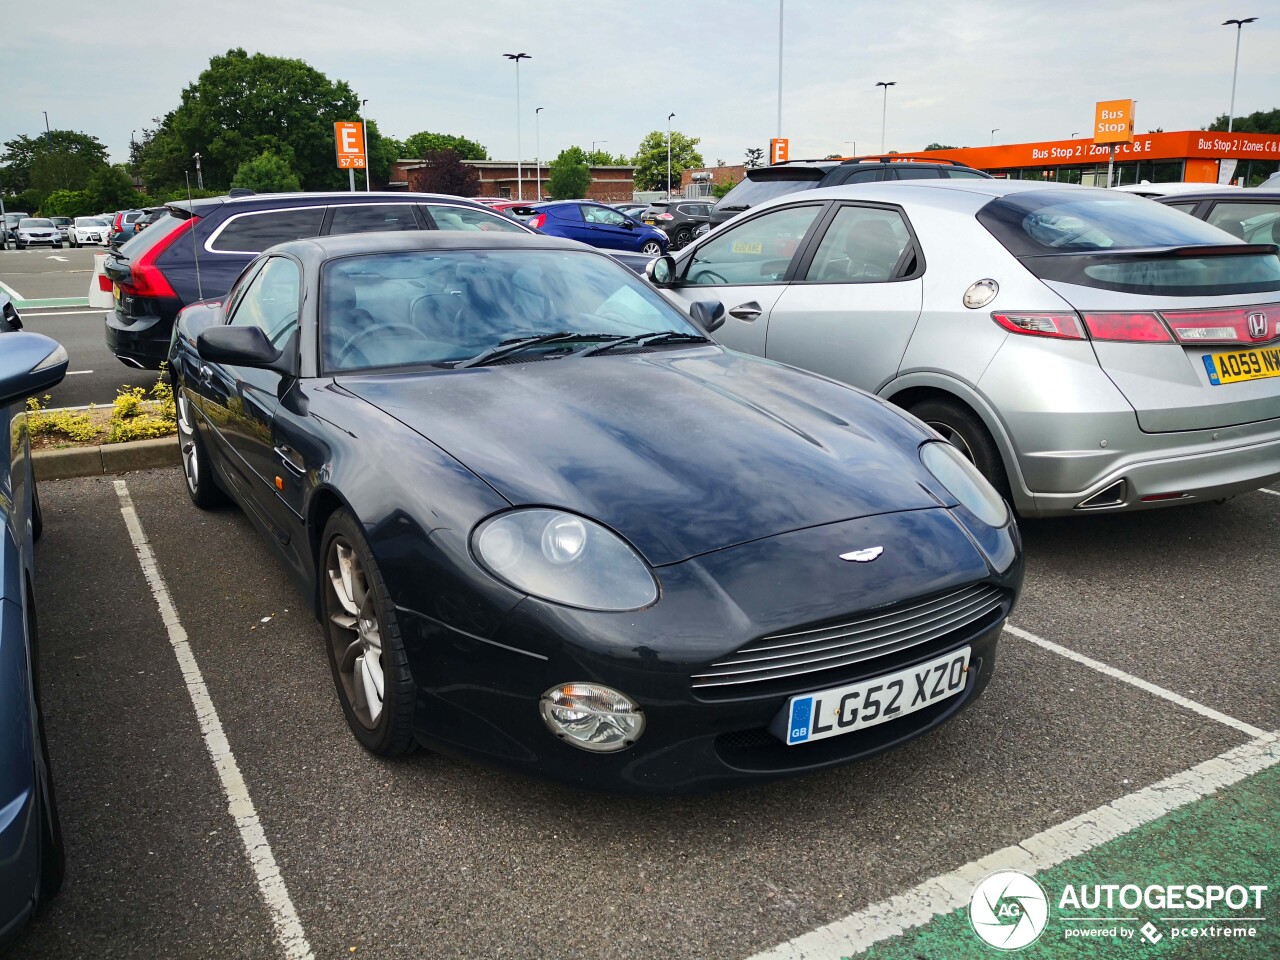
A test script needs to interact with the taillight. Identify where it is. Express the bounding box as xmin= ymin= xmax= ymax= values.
xmin=1161 ymin=304 xmax=1279 ymax=344
xmin=529 ymin=214 xmax=547 ymax=229
xmin=118 ymin=216 xmax=198 ymax=300
xmin=1082 ymin=312 xmax=1172 ymax=343
xmin=657 ymin=213 xmax=674 ymax=220
xmin=991 ymin=312 xmax=1086 ymax=340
